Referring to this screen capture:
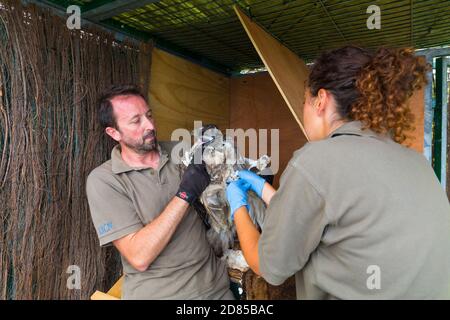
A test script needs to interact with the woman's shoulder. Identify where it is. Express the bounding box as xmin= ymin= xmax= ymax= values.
xmin=289 ymin=140 xmax=337 ymax=170
xmin=289 ymin=131 xmax=429 ymax=175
